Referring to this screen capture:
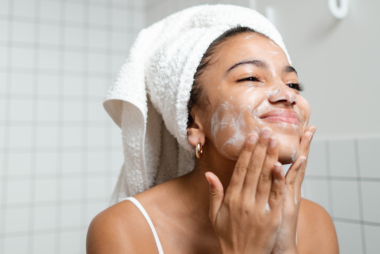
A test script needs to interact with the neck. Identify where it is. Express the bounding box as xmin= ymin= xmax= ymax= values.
xmin=178 ymin=139 xmax=237 ymax=224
